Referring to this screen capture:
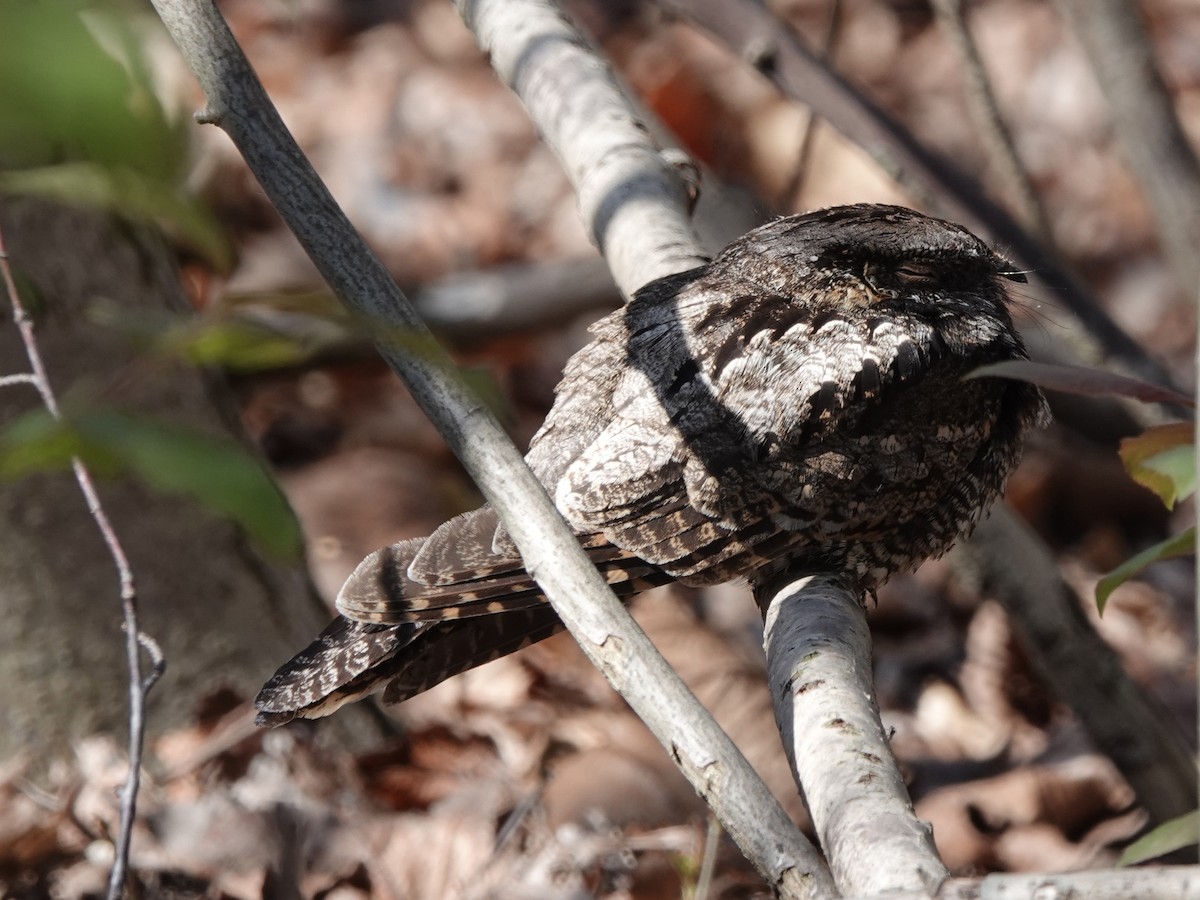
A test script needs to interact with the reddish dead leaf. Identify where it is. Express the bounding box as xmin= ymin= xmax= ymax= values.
xmin=356 ymin=727 xmax=501 ymax=811
xmin=917 ymin=756 xmax=1134 ymax=871
xmin=968 ymin=360 xmax=1194 ymax=407
xmin=994 ymin=822 xmax=1100 ymax=872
